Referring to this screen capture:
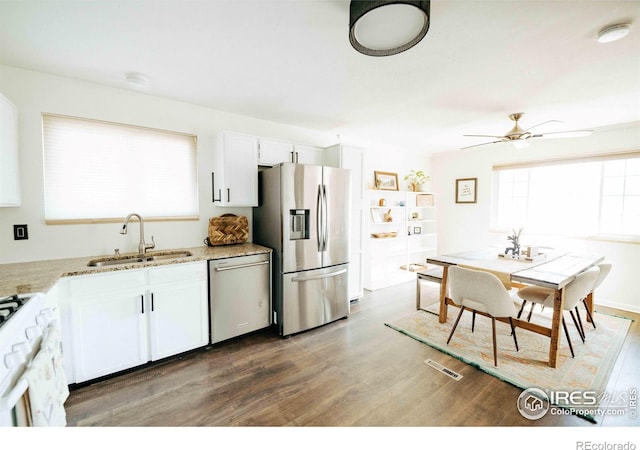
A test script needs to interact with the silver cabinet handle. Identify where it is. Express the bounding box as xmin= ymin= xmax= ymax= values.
xmin=292 ymin=268 xmax=347 ymax=282
xmin=214 ymin=261 xmax=269 ymax=271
